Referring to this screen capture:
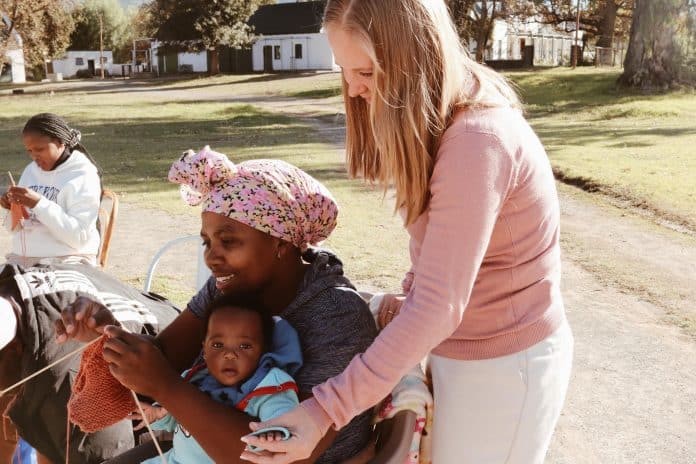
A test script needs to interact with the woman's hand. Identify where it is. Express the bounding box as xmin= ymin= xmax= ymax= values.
xmin=102 ymin=326 xmax=179 ymax=399
xmin=55 ymin=296 xmax=118 ymax=344
xmin=376 ymin=293 xmax=406 ymax=329
xmin=129 ymin=402 xmax=168 ymax=431
xmin=6 ymin=186 xmax=41 ymax=209
xmin=240 ymin=405 xmax=324 ymax=463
